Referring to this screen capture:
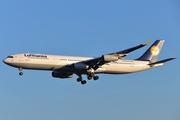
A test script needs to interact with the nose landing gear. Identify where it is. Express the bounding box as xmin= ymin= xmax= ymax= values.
xmin=19 ymin=72 xmax=23 ymax=76
xmin=19 ymin=68 xmax=23 ymax=76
